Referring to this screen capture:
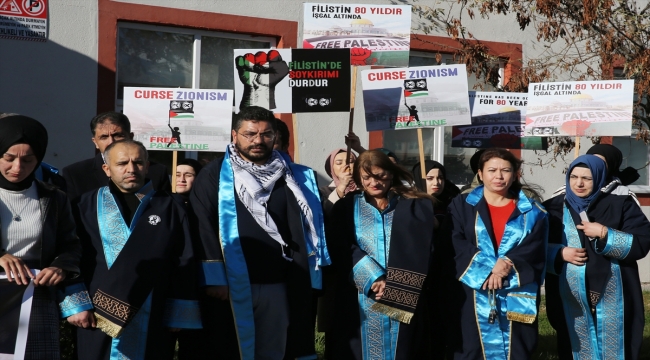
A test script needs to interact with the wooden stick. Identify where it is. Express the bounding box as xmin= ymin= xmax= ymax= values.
xmin=171 ymin=150 xmax=178 ymax=193
xmin=346 ymin=66 xmax=358 ymax=164
xmin=574 ymin=136 xmax=580 ymax=159
xmin=292 ymin=114 xmax=300 ymax=163
xmin=417 ymin=128 xmax=426 ymax=179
